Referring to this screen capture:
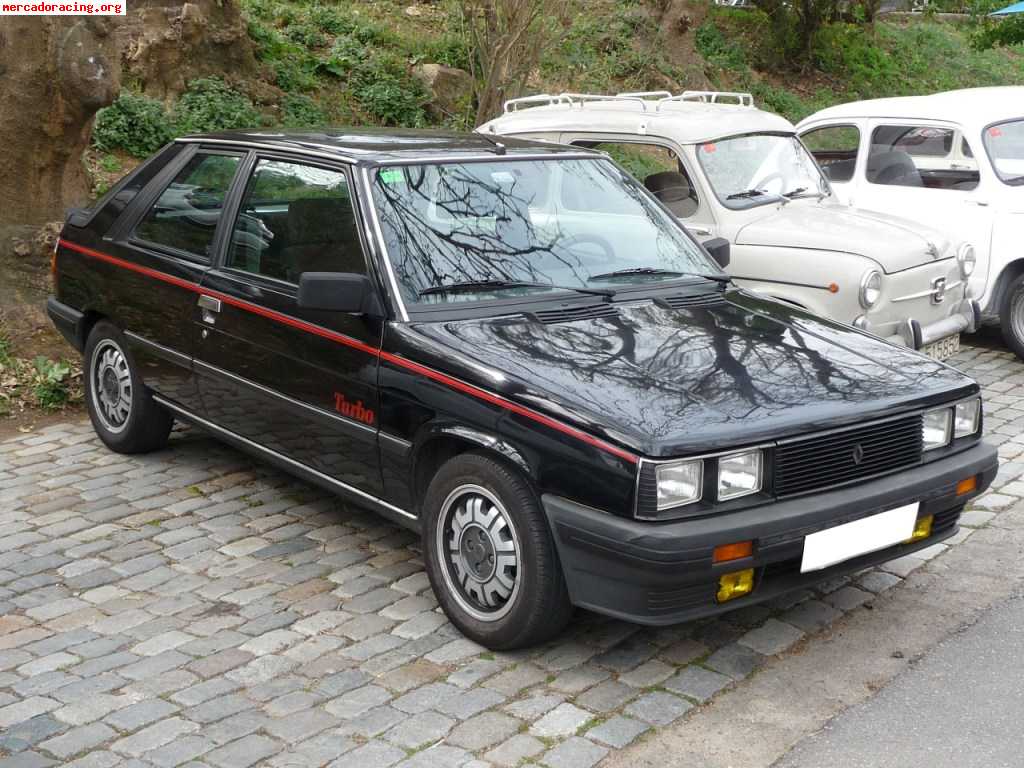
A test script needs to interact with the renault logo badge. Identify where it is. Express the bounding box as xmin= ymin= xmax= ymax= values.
xmin=852 ymin=444 xmax=864 ymax=465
